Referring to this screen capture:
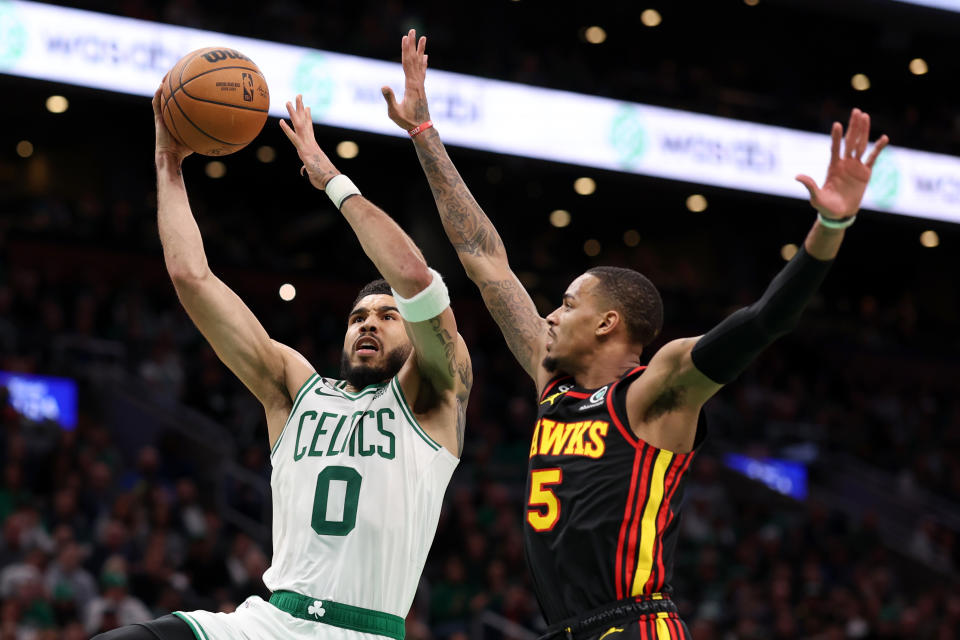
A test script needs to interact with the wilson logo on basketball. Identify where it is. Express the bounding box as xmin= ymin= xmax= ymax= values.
xmin=201 ymin=48 xmax=251 ymax=63
xmin=161 ymin=46 xmax=269 ymax=156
